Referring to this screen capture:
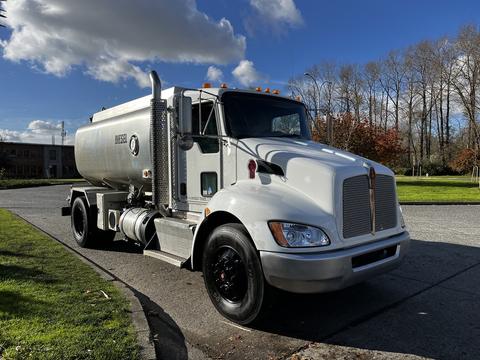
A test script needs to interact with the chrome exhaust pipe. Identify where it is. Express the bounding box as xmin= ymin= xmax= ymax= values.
xmin=149 ymin=71 xmax=169 ymax=216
